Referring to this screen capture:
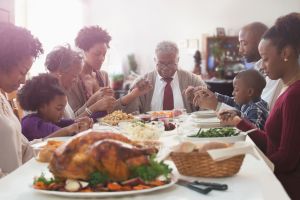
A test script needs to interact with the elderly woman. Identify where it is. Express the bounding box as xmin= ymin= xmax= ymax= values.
xmin=0 ymin=23 xmax=43 ymax=176
xmin=45 ymin=45 xmax=114 ymax=121
xmin=125 ymin=41 xmax=207 ymax=113
xmin=67 ymin=26 xmax=152 ymax=114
